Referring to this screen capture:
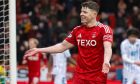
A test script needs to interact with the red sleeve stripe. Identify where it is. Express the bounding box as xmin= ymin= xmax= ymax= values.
xmin=98 ymin=22 xmax=111 ymax=33
xmin=104 ymin=25 xmax=110 ymax=33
